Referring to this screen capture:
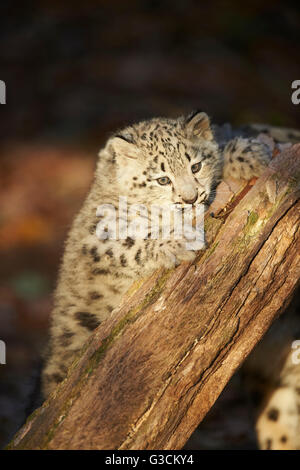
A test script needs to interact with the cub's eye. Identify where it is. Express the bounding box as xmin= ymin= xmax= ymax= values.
xmin=157 ymin=176 xmax=171 ymax=185
xmin=191 ymin=162 xmax=202 ymax=173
